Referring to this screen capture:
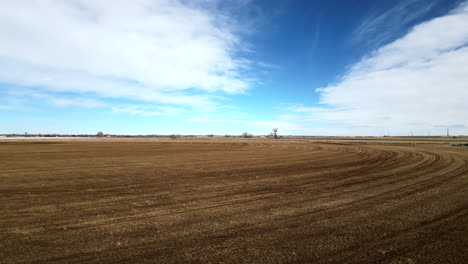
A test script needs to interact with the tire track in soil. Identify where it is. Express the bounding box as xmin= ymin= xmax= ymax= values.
xmin=1 ymin=140 xmax=467 ymax=263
